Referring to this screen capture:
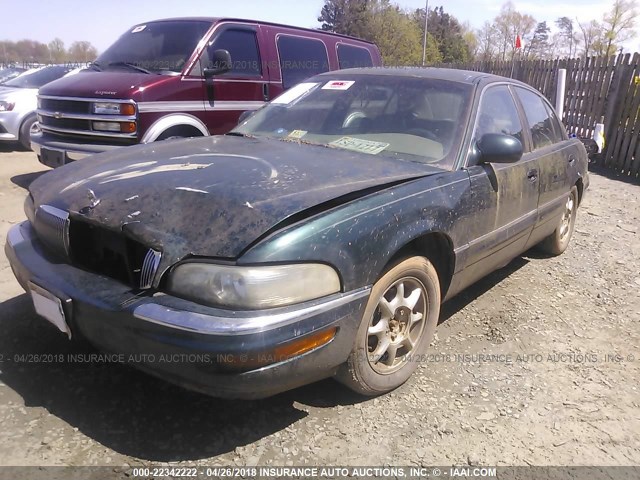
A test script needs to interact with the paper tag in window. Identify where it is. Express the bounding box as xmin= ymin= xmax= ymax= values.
xmin=322 ymin=80 xmax=355 ymax=91
xmin=288 ymin=130 xmax=307 ymax=139
xmin=272 ymin=83 xmax=318 ymax=105
xmin=131 ymin=25 xmax=146 ymax=33
xmin=330 ymin=137 xmax=389 ymax=155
